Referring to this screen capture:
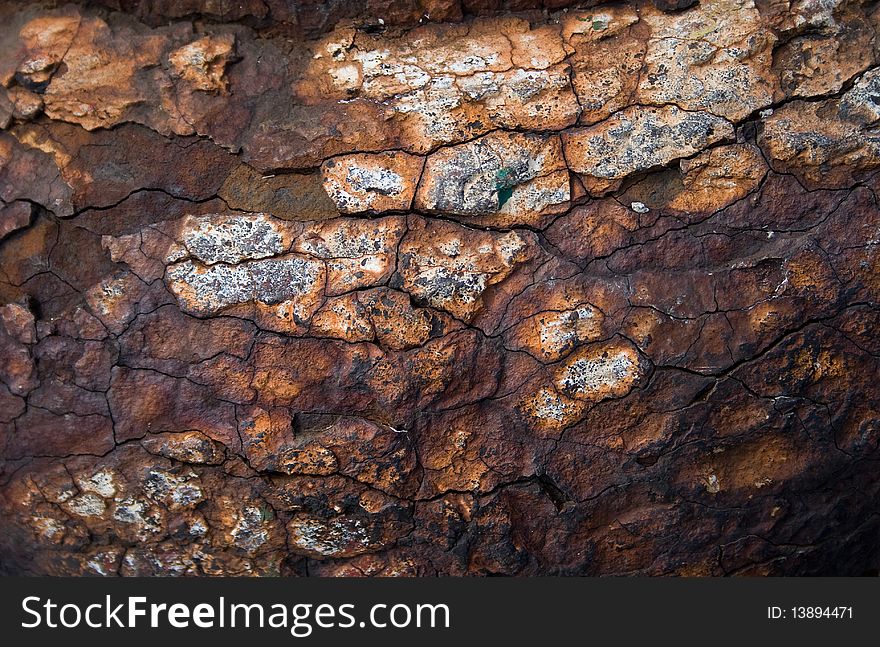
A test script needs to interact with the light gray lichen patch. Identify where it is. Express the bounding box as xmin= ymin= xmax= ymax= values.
xmin=839 ymin=67 xmax=880 ymax=125
xmin=421 ymin=138 xmax=508 ymax=214
xmin=166 ymin=254 xmax=325 ymax=316
xmin=637 ymin=0 xmax=776 ymax=121
xmin=296 ymin=217 xmax=403 ymax=260
xmin=398 ymin=228 xmax=529 ymax=320
xmin=415 ymin=131 xmax=568 ymax=216
xmin=65 ymin=493 xmax=107 ymax=517
xmin=559 ymin=351 xmax=635 ymax=396
xmin=529 ymin=387 xmax=570 ymax=422
xmin=287 ymin=516 xmax=377 ymax=557
xmin=31 ymin=515 xmax=65 ymax=540
xmin=412 ymin=265 xmax=489 ymax=312
xmin=230 ymin=506 xmax=270 ymax=551
xmin=563 ymin=105 xmax=734 ymax=192
xmin=188 ymin=516 xmax=208 ymax=537
xmin=536 ymin=306 xmax=602 ymax=356
xmin=112 ymin=497 xmax=163 ymax=539
xmin=180 ymin=214 xmax=286 ymax=265
xmin=638 ymin=39 xmax=773 ymax=121
xmin=555 ymin=342 xmax=646 ymax=401
xmin=348 ymin=166 xmax=404 ymax=196
xmin=706 ymin=474 xmax=721 ymax=494
xmin=324 ymin=167 xmax=405 ymax=212
xmin=500 ymin=172 xmax=570 ymax=216
xmin=88 ymin=276 xmax=127 ymax=316
xmin=320 ymin=153 xmax=422 ymax=213
xmin=142 ymin=469 xmax=204 ymax=510
xmin=76 ymin=469 xmax=117 ymax=498
xmin=141 ymin=431 xmax=226 ymax=465
xmin=760 ymin=66 xmax=880 ymax=183
xmin=294 ymin=217 xmax=406 ymax=294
